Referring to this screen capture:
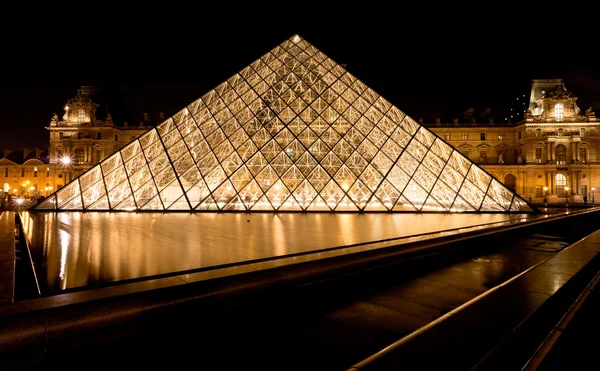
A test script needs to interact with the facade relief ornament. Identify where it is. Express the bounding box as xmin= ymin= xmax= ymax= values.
xmin=545 ymin=84 xmax=573 ymax=100
xmin=586 ymin=107 xmax=595 ymax=116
